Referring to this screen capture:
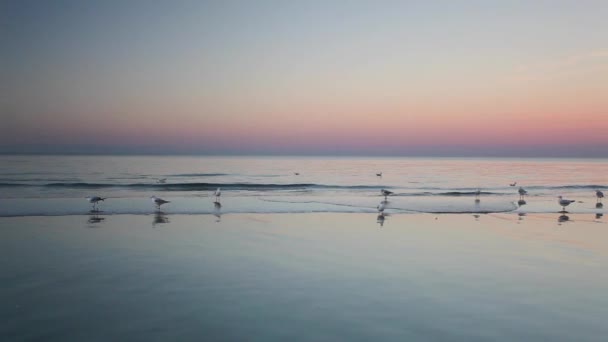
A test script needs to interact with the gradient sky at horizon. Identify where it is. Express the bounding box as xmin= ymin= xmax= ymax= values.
xmin=2 ymin=0 xmax=608 ymax=156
